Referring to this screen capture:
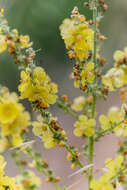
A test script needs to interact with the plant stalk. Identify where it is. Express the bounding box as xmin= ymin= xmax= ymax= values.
xmin=88 ymin=0 xmax=97 ymax=189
